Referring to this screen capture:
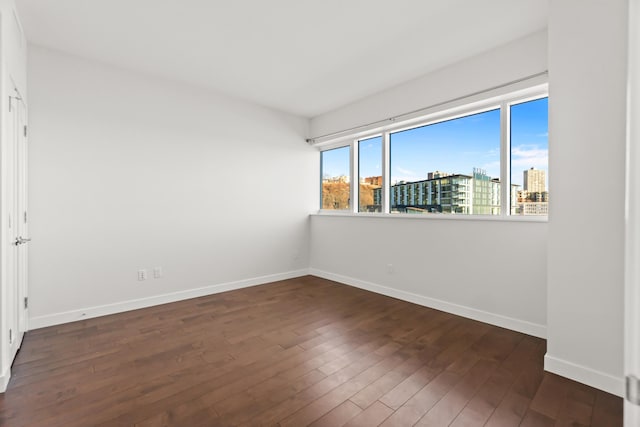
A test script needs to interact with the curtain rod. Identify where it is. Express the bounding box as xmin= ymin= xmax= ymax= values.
xmin=306 ymin=70 xmax=548 ymax=145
